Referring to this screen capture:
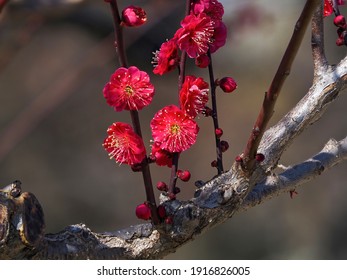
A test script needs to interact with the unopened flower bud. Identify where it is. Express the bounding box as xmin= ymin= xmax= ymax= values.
xmin=157 ymin=205 xmax=166 ymax=218
xmin=334 ymin=15 xmax=347 ymax=28
xmin=156 ymin=181 xmax=168 ymax=191
xmin=218 ymin=77 xmax=237 ymax=93
xmin=215 ymin=128 xmax=223 ymax=138
xmin=235 ymin=155 xmax=243 ymax=163
xmin=122 ymin=6 xmax=147 ymax=27
xmin=173 ymin=187 xmax=181 ymax=194
xmin=177 ymin=170 xmax=191 ymax=182
xmin=255 ymin=153 xmax=265 ymax=162
xmin=220 ymin=140 xmax=229 ymax=152
xmin=336 ymin=37 xmax=345 ymax=46
xmin=210 ymin=160 xmax=217 ymax=167
xmin=135 ymin=203 xmax=151 ymax=220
